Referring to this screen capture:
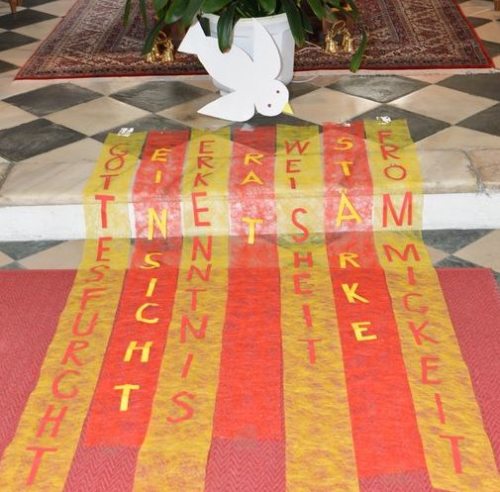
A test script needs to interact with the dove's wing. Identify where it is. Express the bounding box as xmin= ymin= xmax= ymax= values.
xmin=198 ymin=91 xmax=255 ymax=122
xmin=252 ymin=20 xmax=281 ymax=80
xmin=179 ymin=22 xmax=254 ymax=91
